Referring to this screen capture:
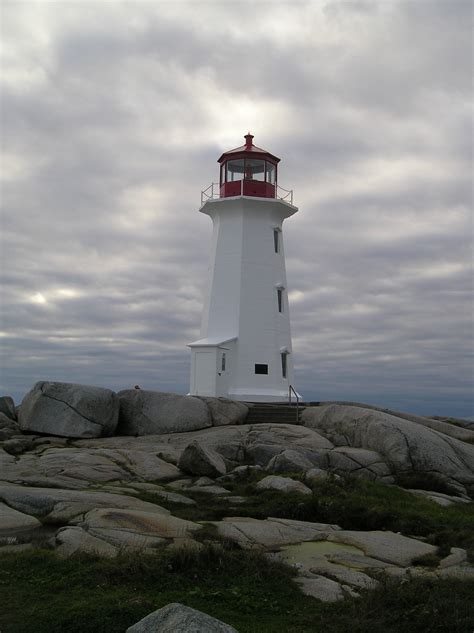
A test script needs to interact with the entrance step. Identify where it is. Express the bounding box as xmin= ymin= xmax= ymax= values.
xmin=244 ymin=403 xmax=305 ymax=426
